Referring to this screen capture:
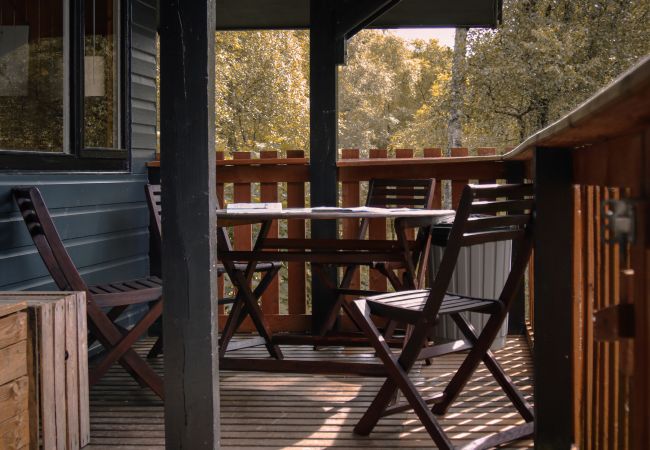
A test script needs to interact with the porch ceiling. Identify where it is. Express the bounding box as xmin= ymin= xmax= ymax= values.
xmin=215 ymin=0 xmax=502 ymax=30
